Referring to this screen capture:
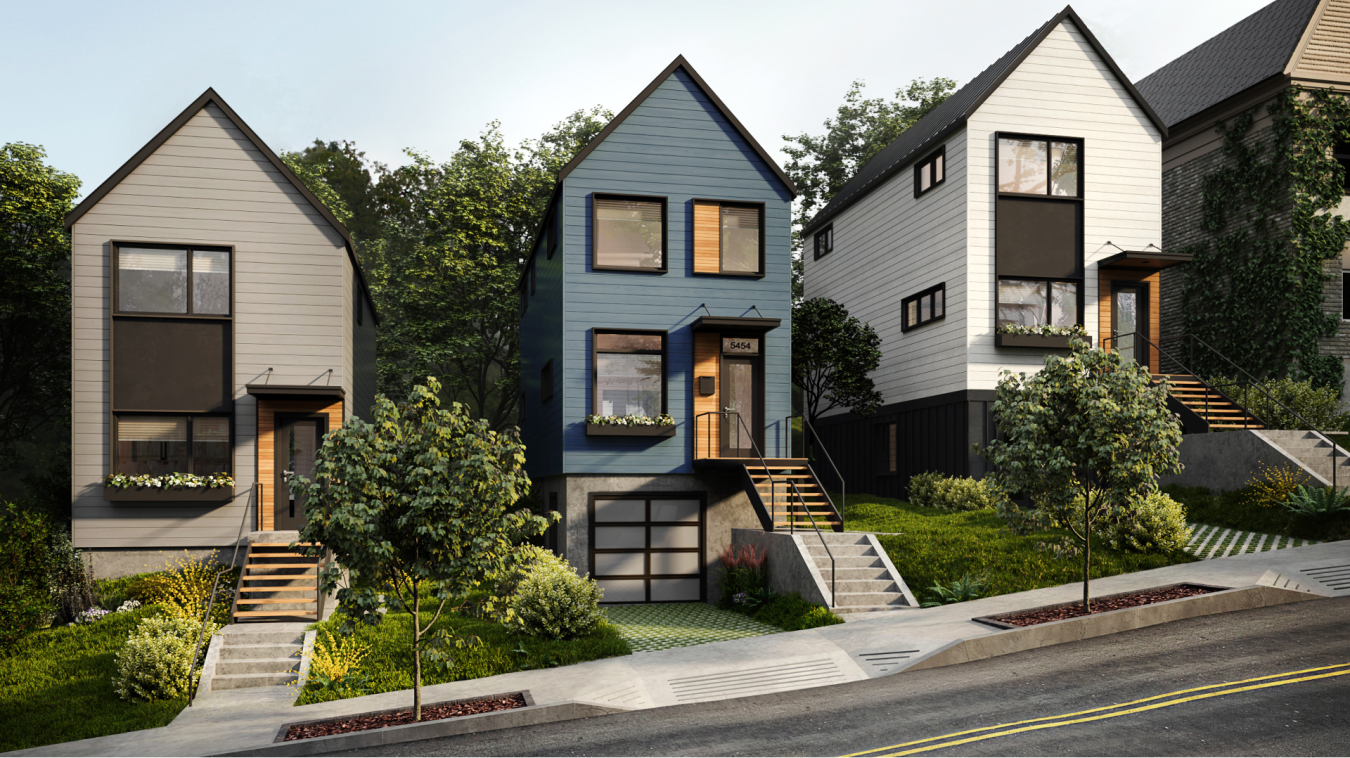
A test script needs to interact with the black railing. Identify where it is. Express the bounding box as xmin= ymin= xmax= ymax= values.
xmin=1105 ymin=331 xmax=1341 ymax=488
xmin=789 ymin=413 xmax=847 ymax=523
xmin=790 ymin=481 xmax=835 ymax=608
xmin=187 ymin=481 xmax=257 ymax=706
xmin=696 ymin=410 xmax=782 ymax=522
